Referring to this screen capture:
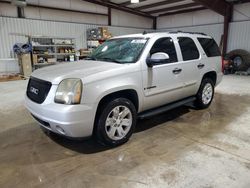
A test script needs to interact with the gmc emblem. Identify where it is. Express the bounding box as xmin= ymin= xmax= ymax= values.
xmin=30 ymin=87 xmax=39 ymax=95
